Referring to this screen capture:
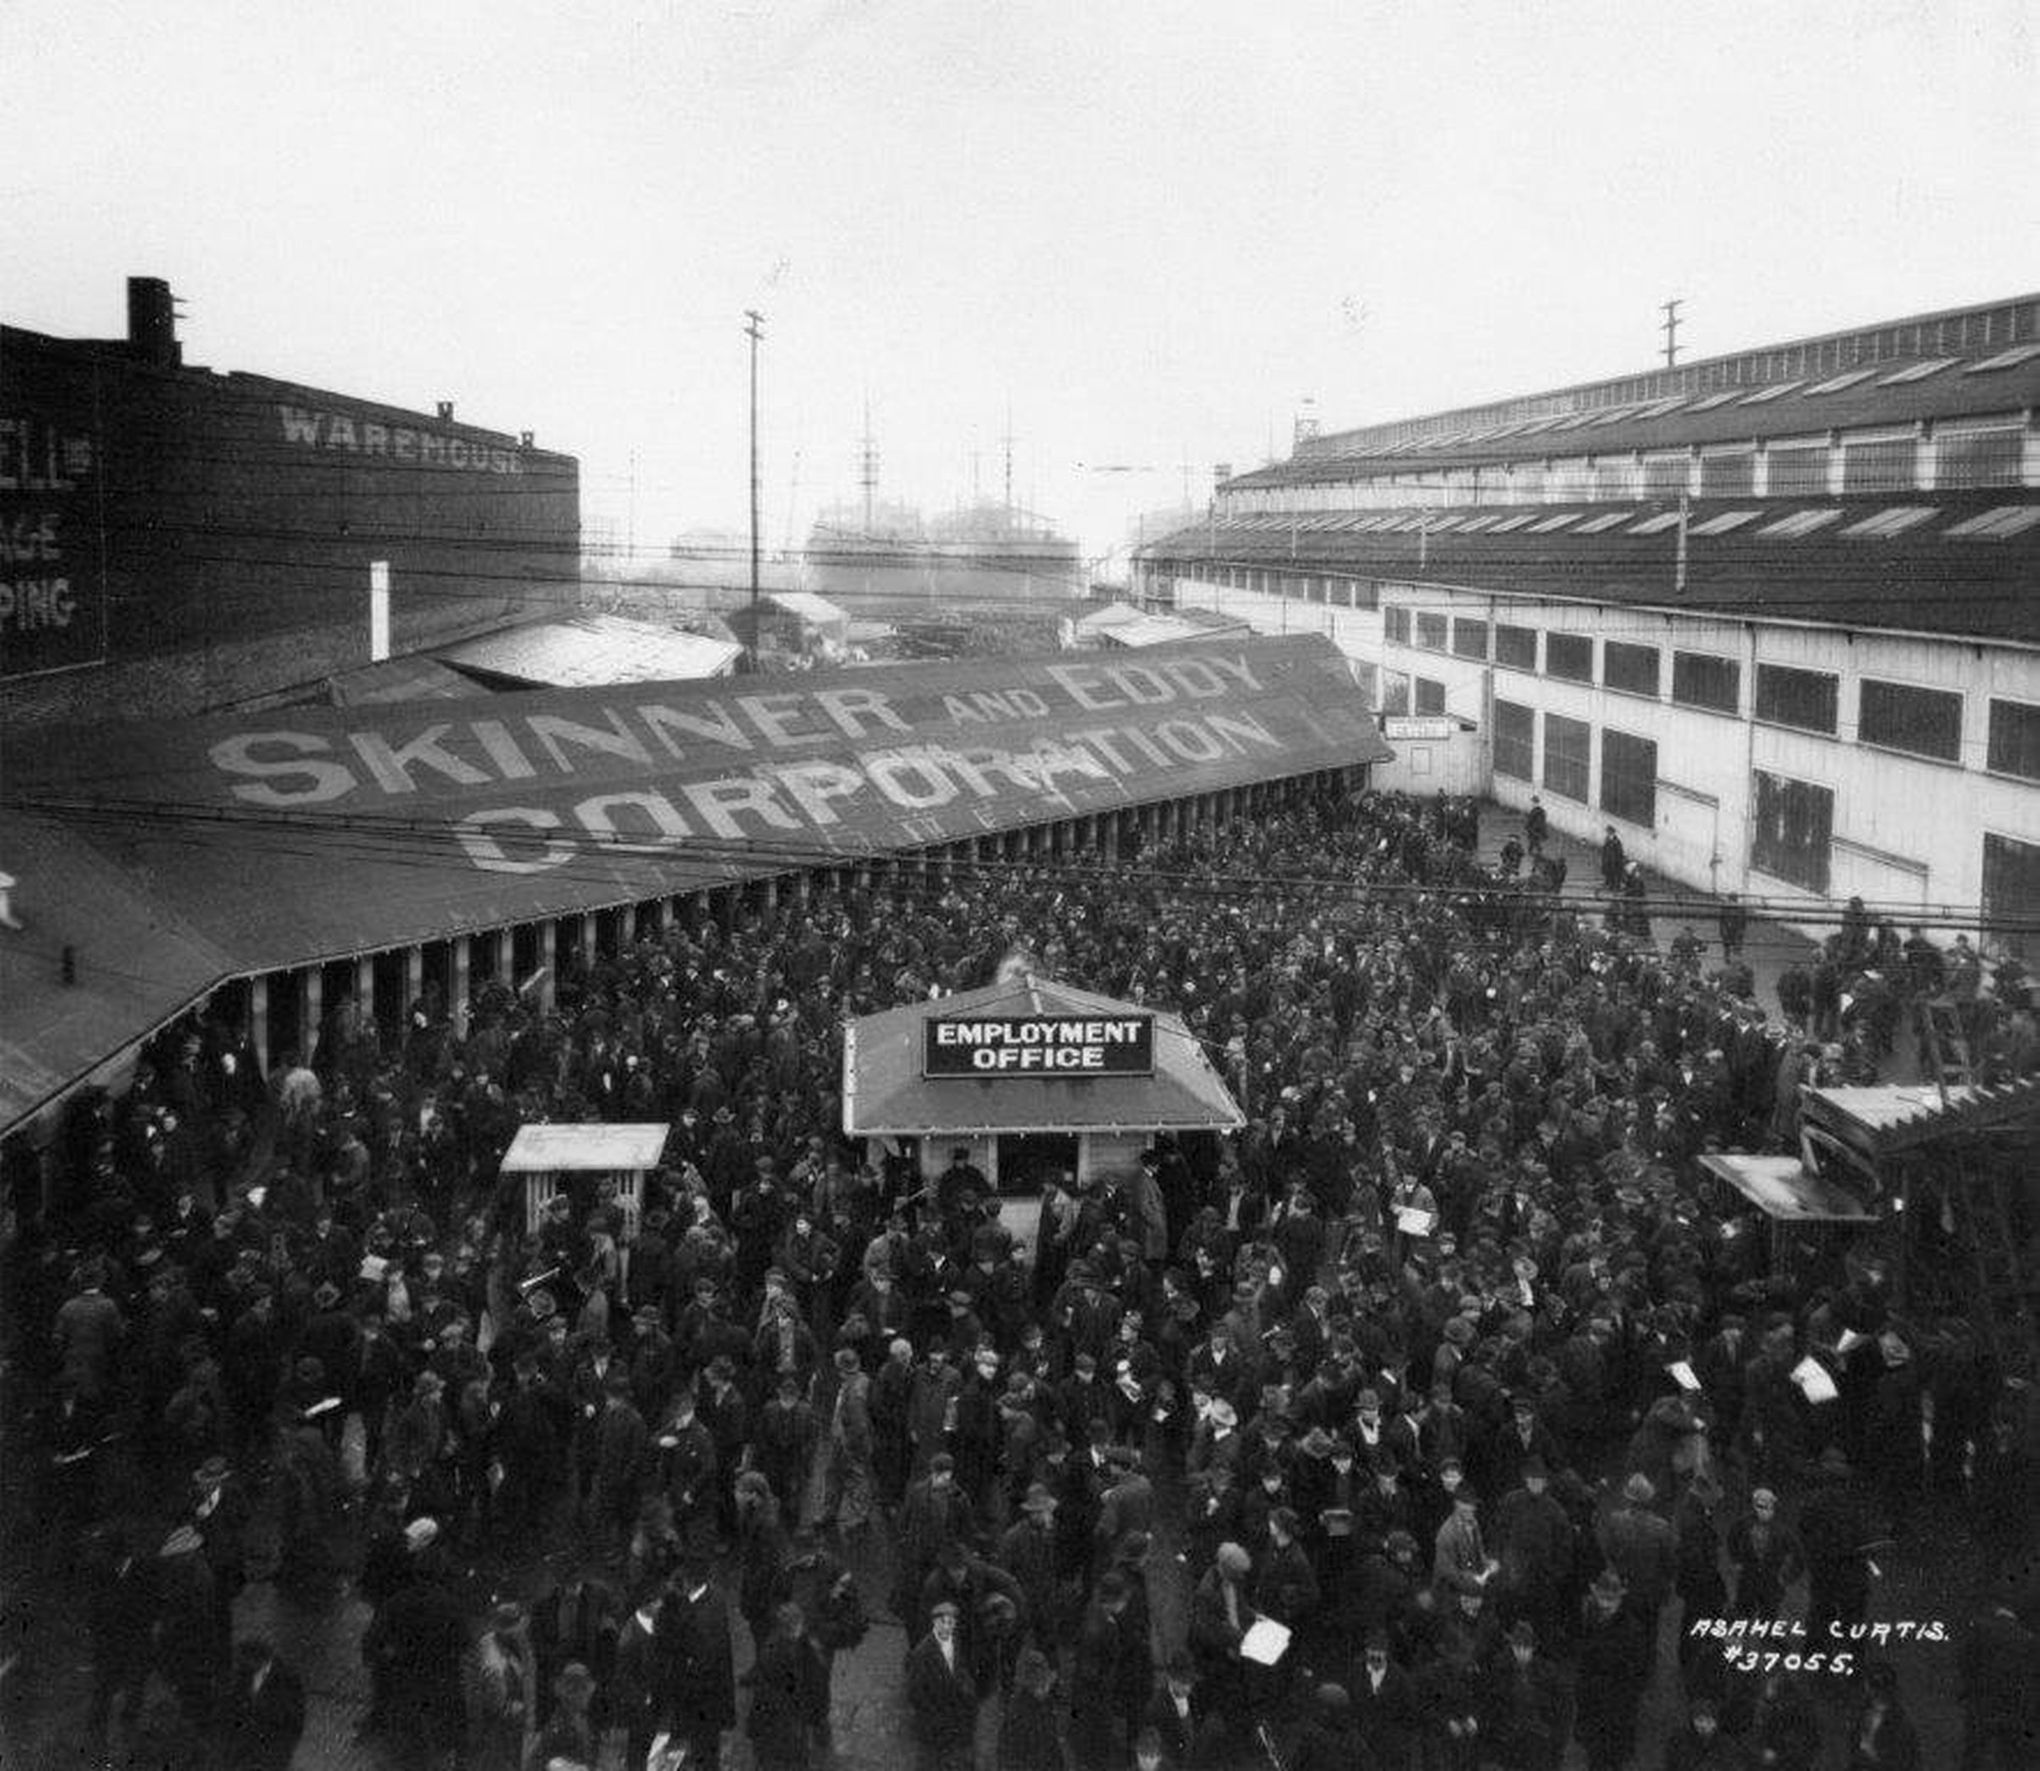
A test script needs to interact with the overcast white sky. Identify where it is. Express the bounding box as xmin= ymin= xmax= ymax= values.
xmin=8 ymin=0 xmax=2035 ymax=566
